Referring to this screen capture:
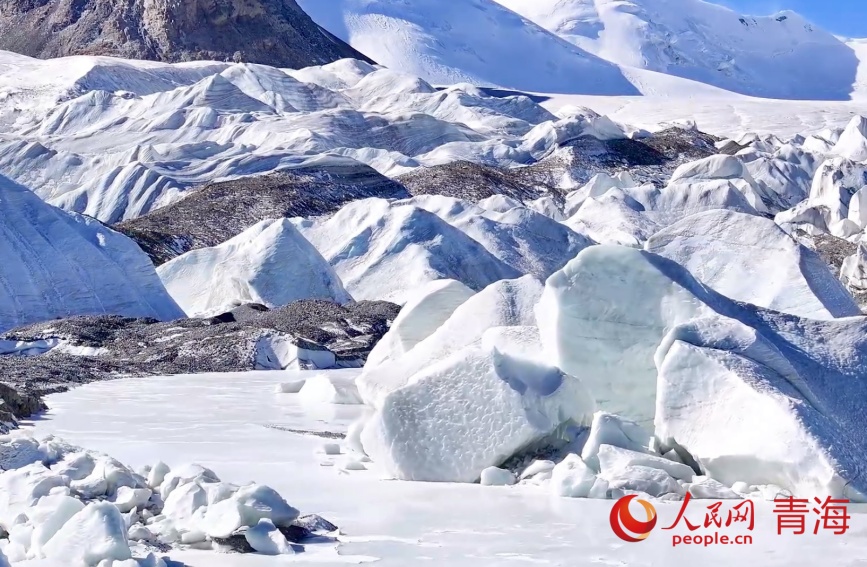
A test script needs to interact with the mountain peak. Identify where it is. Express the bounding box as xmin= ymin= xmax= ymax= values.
xmin=0 ymin=0 xmax=373 ymax=68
